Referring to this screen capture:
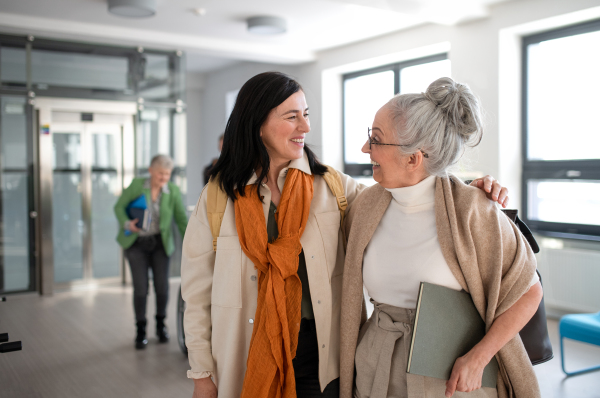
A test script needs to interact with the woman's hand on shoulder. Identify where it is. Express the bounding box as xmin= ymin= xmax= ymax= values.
xmin=445 ymin=348 xmax=491 ymax=397
xmin=192 ymin=377 xmax=217 ymax=398
xmin=470 ymin=175 xmax=509 ymax=208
